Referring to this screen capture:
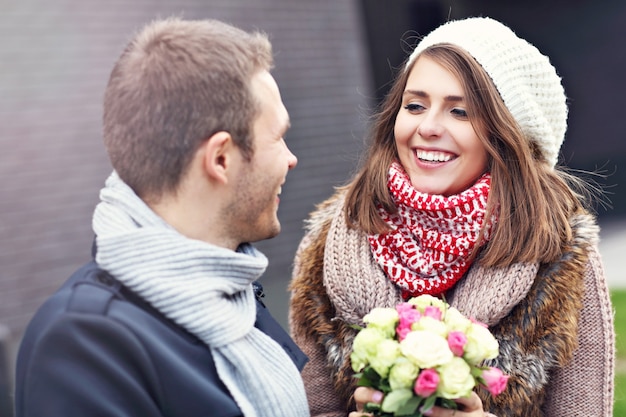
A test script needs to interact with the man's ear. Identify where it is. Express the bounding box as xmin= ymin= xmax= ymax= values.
xmin=202 ymin=131 xmax=235 ymax=184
